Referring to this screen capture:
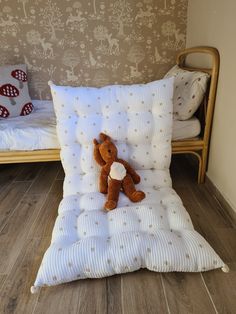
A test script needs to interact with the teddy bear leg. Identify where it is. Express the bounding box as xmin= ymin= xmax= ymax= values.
xmin=99 ymin=169 xmax=108 ymax=194
xmin=104 ymin=179 xmax=122 ymax=211
xmin=122 ymin=174 xmax=145 ymax=203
